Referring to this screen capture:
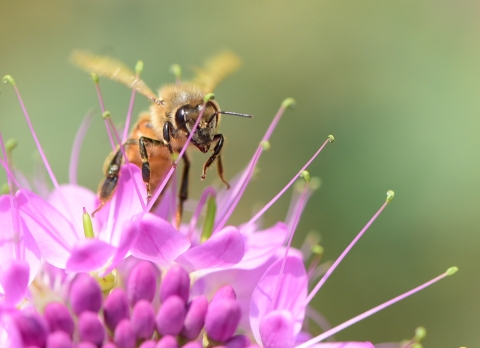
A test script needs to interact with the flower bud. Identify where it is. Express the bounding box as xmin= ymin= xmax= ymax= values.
xmin=14 ymin=310 xmax=49 ymax=347
xmin=77 ymin=342 xmax=97 ymax=348
xmin=114 ymin=319 xmax=136 ymax=348
xmin=155 ymin=335 xmax=178 ymax=348
xmin=44 ymin=302 xmax=74 ymax=337
xmin=155 ymin=295 xmax=186 ymax=336
xmin=127 ymin=261 xmax=158 ymax=306
xmin=181 ymin=295 xmax=208 ymax=340
xmin=131 ymin=300 xmax=155 ymax=339
xmin=159 ymin=265 xmax=190 ymax=303
xmin=211 ymin=285 xmax=236 ymax=302
xmin=205 ymin=298 xmax=241 ymax=343
xmin=226 ymin=335 xmax=251 ymax=348
xmin=139 ymin=340 xmax=156 ymax=348
xmin=46 ymin=331 xmax=73 ymax=348
xmin=103 ymin=288 xmax=130 ymax=331
xmin=182 ymin=342 xmax=202 ymax=348
xmin=78 ymin=311 xmax=105 ymax=346
xmin=69 ymin=273 xmax=102 ymax=315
